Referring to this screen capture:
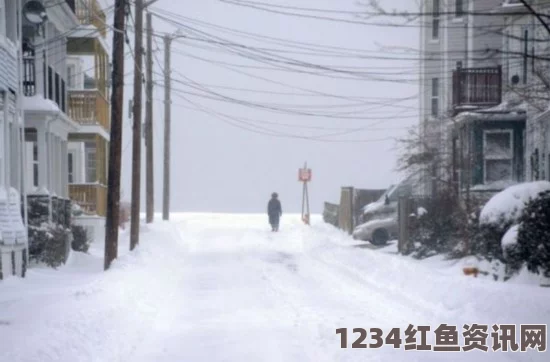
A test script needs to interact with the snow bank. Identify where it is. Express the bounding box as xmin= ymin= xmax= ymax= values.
xmin=479 ymin=181 xmax=550 ymax=225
